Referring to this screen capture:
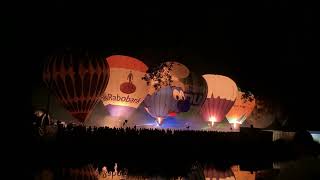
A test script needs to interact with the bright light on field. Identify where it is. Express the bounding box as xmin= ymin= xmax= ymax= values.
xmin=209 ymin=116 xmax=216 ymax=126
